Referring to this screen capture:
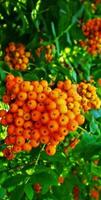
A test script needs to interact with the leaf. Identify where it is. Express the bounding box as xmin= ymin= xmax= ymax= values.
xmin=73 ymin=133 xmax=101 ymax=160
xmin=3 ymin=174 xmax=26 ymax=188
xmin=10 ymin=185 xmax=24 ymax=200
xmin=24 ymin=184 xmax=34 ymax=200
xmin=51 ymin=22 xmax=60 ymax=55
xmin=90 ymin=109 xmax=101 ymax=119
xmin=91 ymin=163 xmax=101 ymax=177
xmin=71 ymin=4 xmax=84 ymax=24
xmin=89 ymin=117 xmax=100 ymax=134
xmin=0 ymin=186 xmax=6 ymax=199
